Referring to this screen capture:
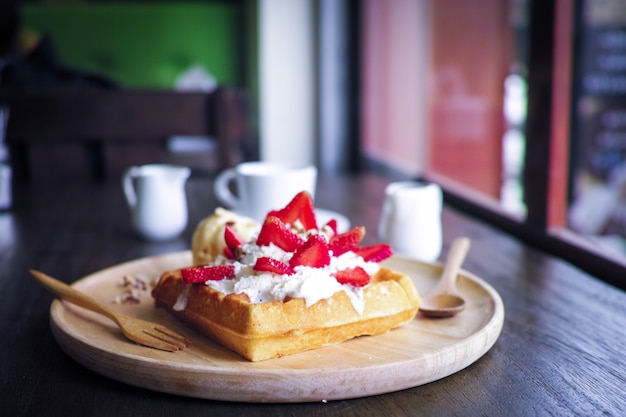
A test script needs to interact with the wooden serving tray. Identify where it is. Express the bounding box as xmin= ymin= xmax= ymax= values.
xmin=49 ymin=251 xmax=504 ymax=403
